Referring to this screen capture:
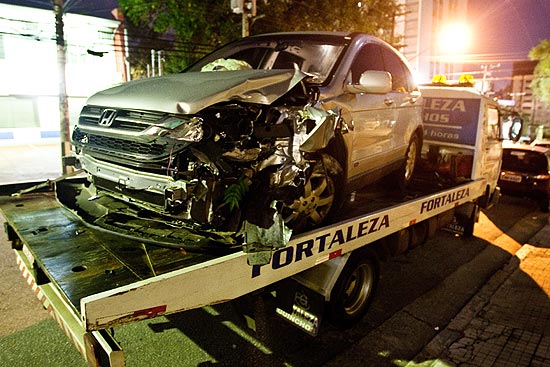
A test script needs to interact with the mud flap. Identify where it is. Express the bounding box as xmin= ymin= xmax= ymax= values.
xmin=275 ymin=278 xmax=324 ymax=336
xmin=446 ymin=202 xmax=479 ymax=236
